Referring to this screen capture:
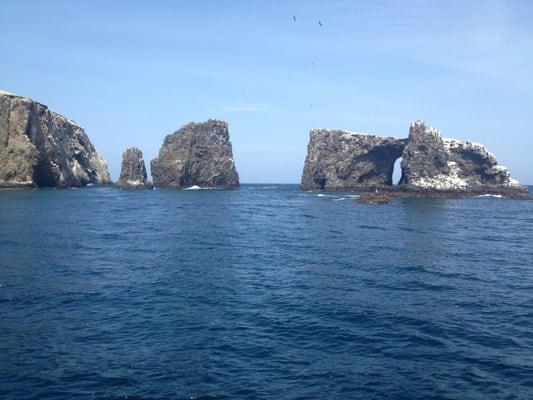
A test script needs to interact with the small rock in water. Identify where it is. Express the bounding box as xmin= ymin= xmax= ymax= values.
xmin=116 ymin=147 xmax=152 ymax=189
xmin=358 ymin=192 xmax=394 ymax=204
